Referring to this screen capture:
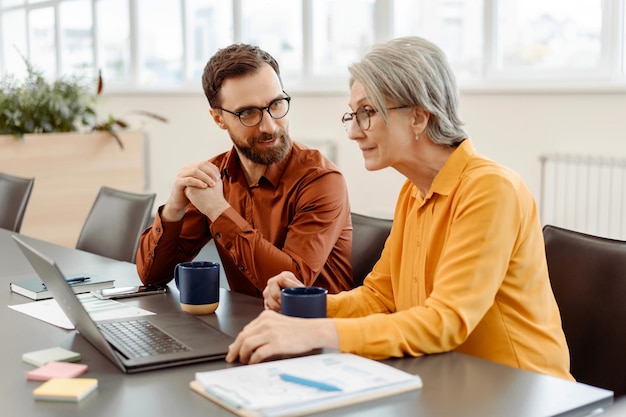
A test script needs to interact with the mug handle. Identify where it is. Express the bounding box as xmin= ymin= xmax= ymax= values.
xmin=174 ymin=264 xmax=180 ymax=289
